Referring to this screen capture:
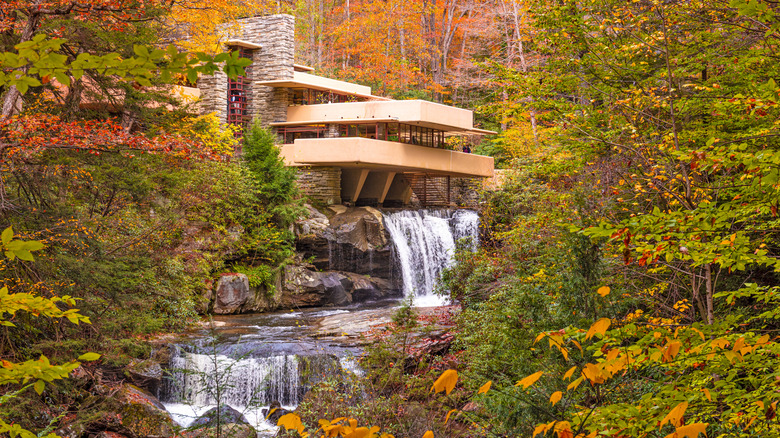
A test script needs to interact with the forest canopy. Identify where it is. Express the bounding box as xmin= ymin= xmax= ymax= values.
xmin=1 ymin=0 xmax=779 ymax=437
